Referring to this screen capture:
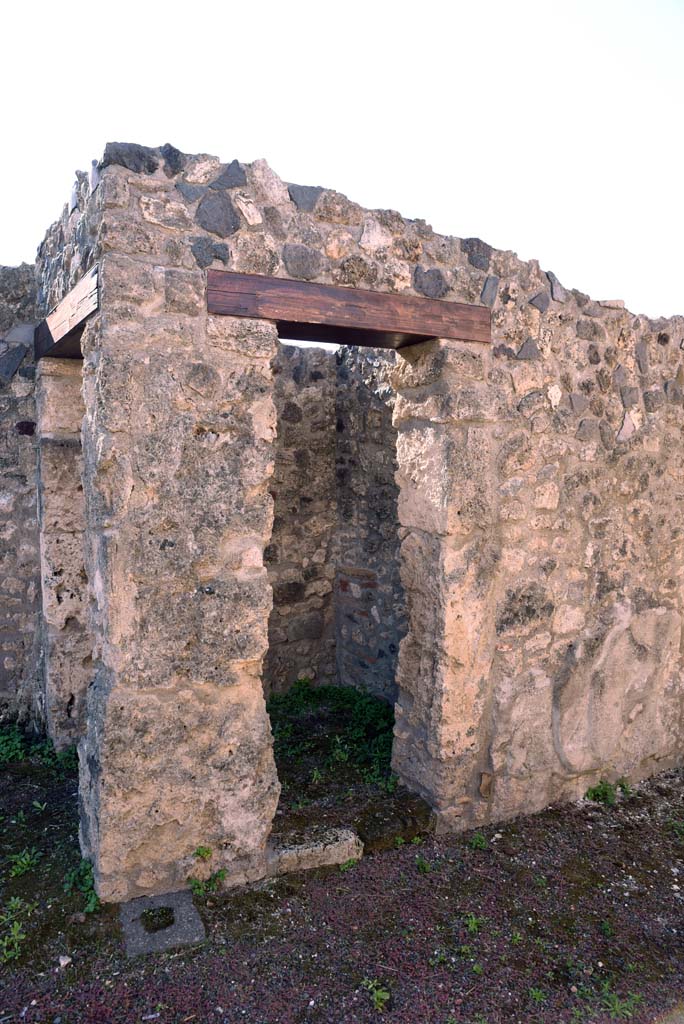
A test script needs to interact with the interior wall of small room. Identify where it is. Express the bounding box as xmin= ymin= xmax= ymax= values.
xmin=263 ymin=343 xmax=338 ymax=694
xmin=334 ymin=348 xmax=406 ymax=704
xmin=262 ymin=342 xmax=406 ymax=704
